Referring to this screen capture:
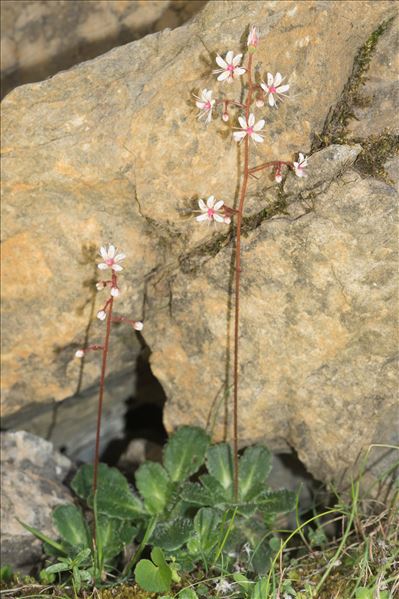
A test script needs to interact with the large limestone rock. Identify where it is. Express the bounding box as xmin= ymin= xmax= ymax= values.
xmin=2 ymin=1 xmax=398 ymax=482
